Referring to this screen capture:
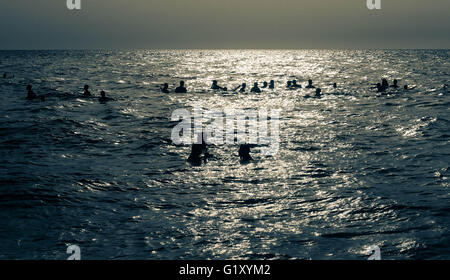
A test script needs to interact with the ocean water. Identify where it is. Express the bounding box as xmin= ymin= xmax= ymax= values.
xmin=0 ymin=50 xmax=449 ymax=260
